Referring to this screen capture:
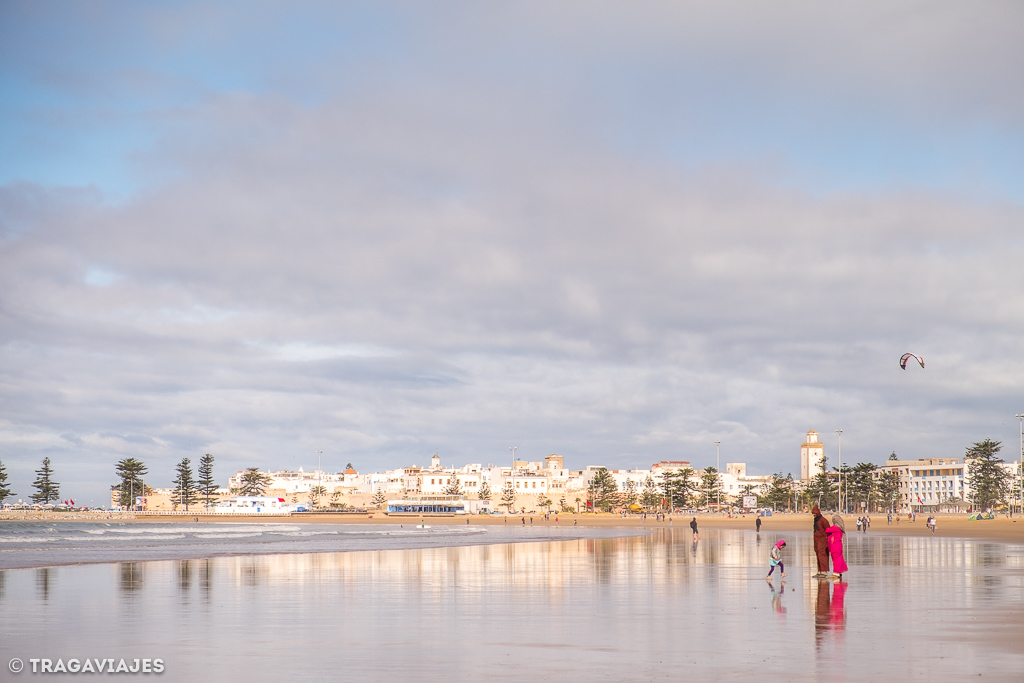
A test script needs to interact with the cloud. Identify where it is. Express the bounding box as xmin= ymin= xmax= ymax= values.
xmin=1 ymin=1 xmax=1022 ymax=503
